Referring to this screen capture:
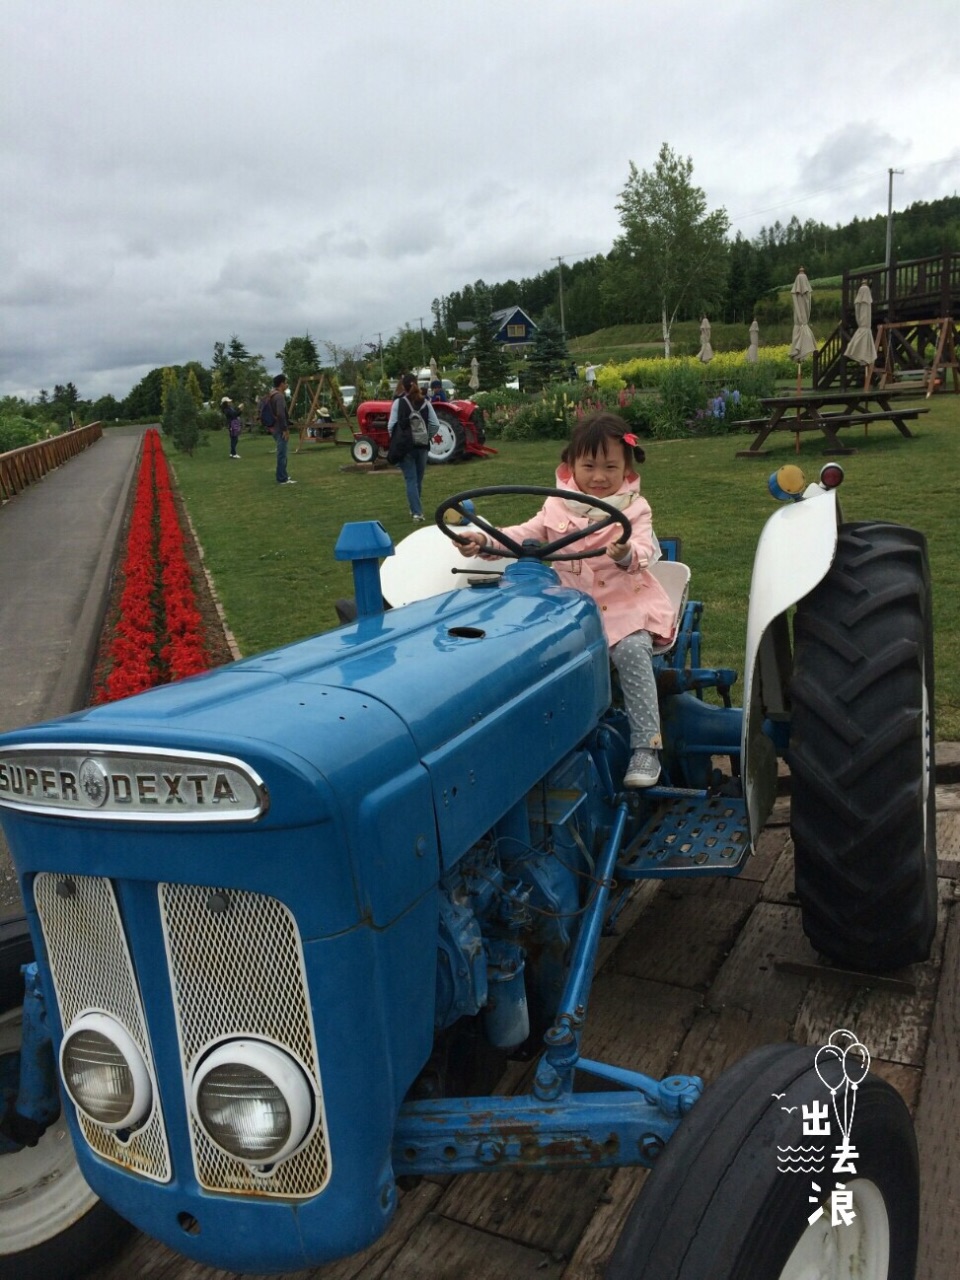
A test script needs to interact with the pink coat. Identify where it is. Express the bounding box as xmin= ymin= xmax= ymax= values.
xmin=487 ymin=466 xmax=676 ymax=648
